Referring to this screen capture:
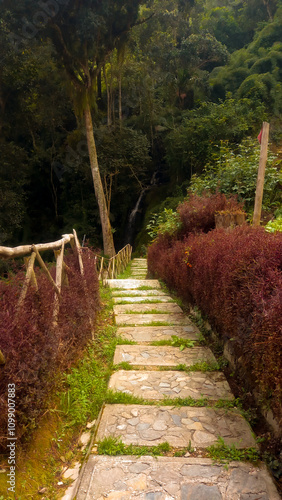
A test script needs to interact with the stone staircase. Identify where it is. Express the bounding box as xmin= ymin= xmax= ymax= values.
xmin=76 ymin=259 xmax=280 ymax=500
